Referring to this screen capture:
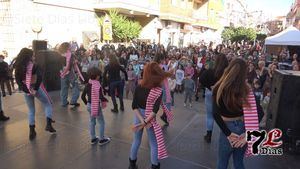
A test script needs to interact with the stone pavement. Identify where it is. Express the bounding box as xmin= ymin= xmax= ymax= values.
xmin=0 ymin=91 xmax=299 ymax=169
